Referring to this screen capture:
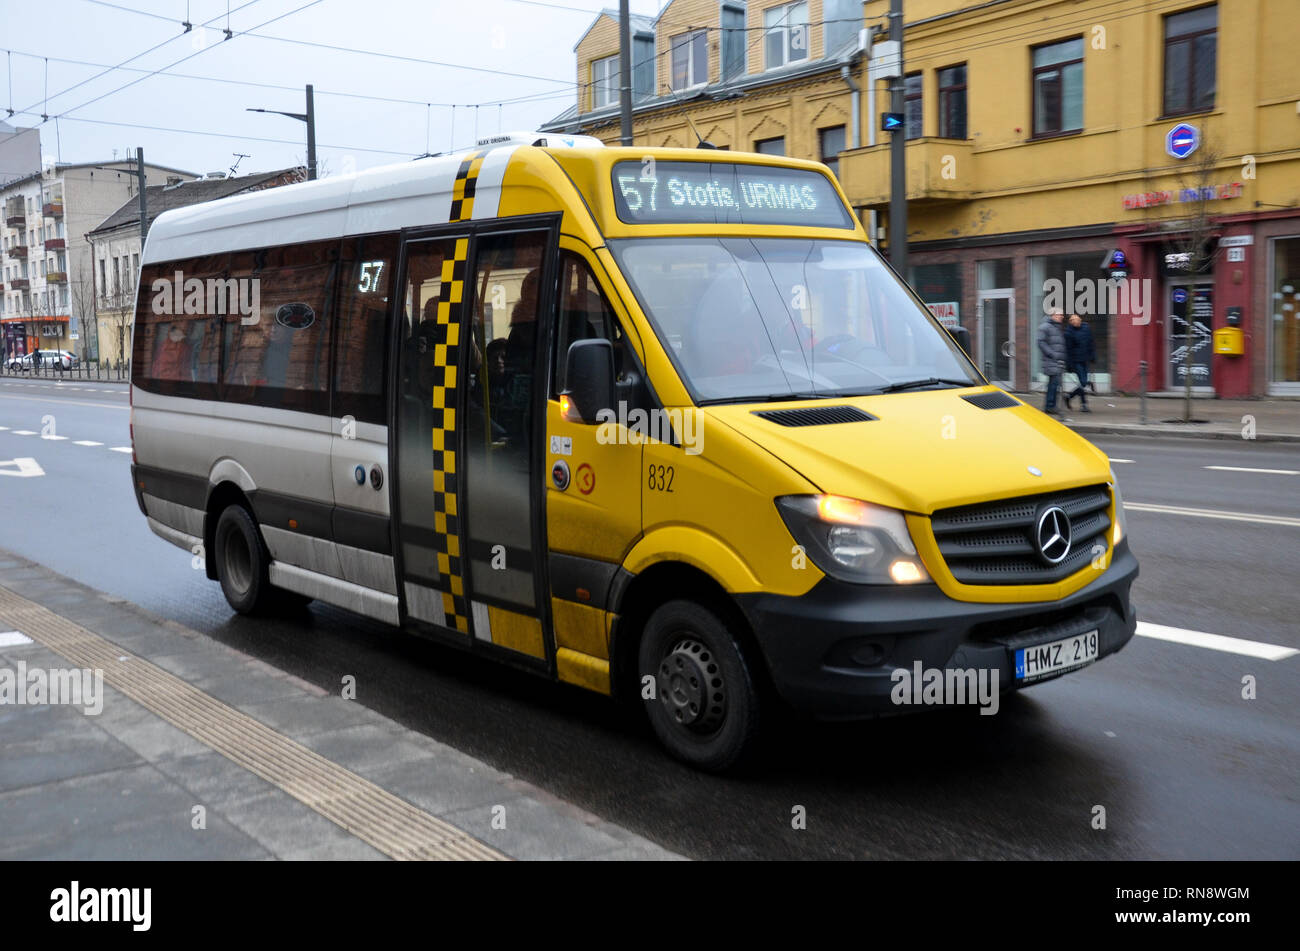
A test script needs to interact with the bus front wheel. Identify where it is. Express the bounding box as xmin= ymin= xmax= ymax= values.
xmin=638 ymin=600 xmax=763 ymax=772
